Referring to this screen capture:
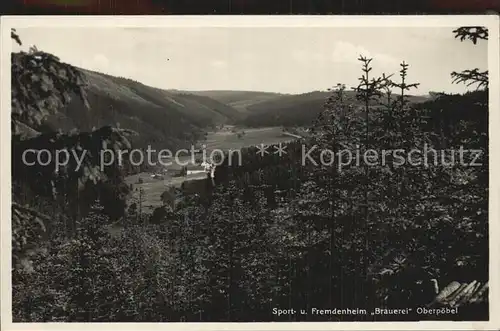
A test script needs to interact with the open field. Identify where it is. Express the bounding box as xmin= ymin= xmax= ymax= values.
xmin=125 ymin=171 xmax=207 ymax=213
xmin=202 ymin=126 xmax=295 ymax=151
xmin=125 ymin=126 xmax=298 ymax=213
